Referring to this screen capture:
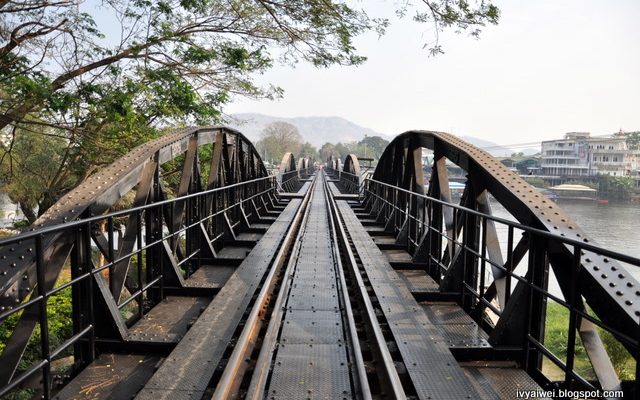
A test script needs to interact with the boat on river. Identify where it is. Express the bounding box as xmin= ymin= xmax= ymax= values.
xmin=548 ymin=184 xmax=599 ymax=201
